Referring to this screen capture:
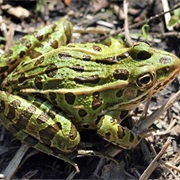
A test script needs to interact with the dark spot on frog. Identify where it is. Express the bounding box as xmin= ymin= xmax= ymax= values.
xmin=159 ymin=56 xmax=172 ymax=64
xmin=47 ymin=109 xmax=56 ymax=119
xmin=25 ymin=40 xmax=32 ymax=48
xmin=18 ymin=105 xmax=36 ymax=129
xmin=0 ymin=66 xmax=9 ymax=74
xmin=7 ymin=99 xmax=21 ymax=120
xmin=18 ymin=73 xmax=28 ymax=84
xmin=58 ymin=52 xmax=72 ymax=60
xmin=116 ymin=90 xmax=123 ymax=97
xmin=34 ymin=95 xmax=47 ymax=105
xmin=28 ymin=50 xmax=42 ymax=59
xmin=92 ymin=92 xmax=102 ymax=110
xmin=74 ymin=74 xmax=100 ymax=84
xmin=50 ymin=40 xmax=59 ymax=49
xmin=78 ymin=109 xmax=87 ymax=117
xmin=65 ymin=92 xmax=75 ymax=105
xmin=36 ymin=112 xmax=50 ymax=124
xmin=92 ymin=45 xmax=102 ymax=51
xmin=83 ymin=54 xmax=91 ymax=61
xmin=113 ymin=69 xmax=129 ymax=80
xmin=45 ymin=64 xmax=58 ymax=77
xmin=56 ymin=122 xmax=62 ymax=130
xmin=39 ymin=125 xmax=57 ymax=145
xmin=35 ymin=33 xmax=43 ymax=41
xmin=136 ymin=50 xmax=151 ymax=60
xmin=20 ymin=38 xmax=31 ymax=48
xmin=35 ymin=76 xmax=43 ymax=89
xmin=34 ymin=56 xmax=44 ymax=66
xmin=72 ymin=65 xmax=84 ymax=73
xmin=19 ymin=51 xmax=26 ymax=58
xmin=82 ymin=124 xmax=90 ymax=129
xmin=117 ymin=126 xmax=125 ymax=139
xmin=97 ymin=54 xmax=127 ymax=64
xmin=105 ymin=132 xmax=111 ymax=139
xmin=49 ymin=92 xmax=58 ymax=105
